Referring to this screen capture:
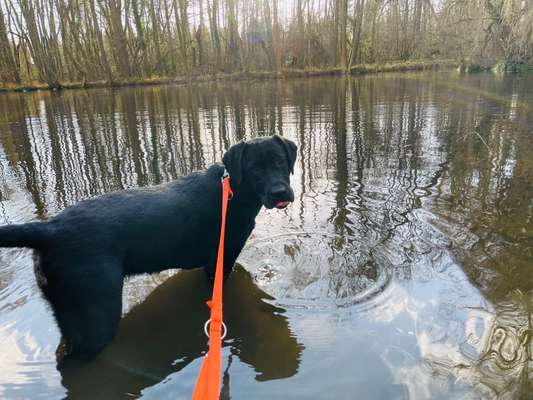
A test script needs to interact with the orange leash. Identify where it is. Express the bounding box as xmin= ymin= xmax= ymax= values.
xmin=192 ymin=171 xmax=232 ymax=400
